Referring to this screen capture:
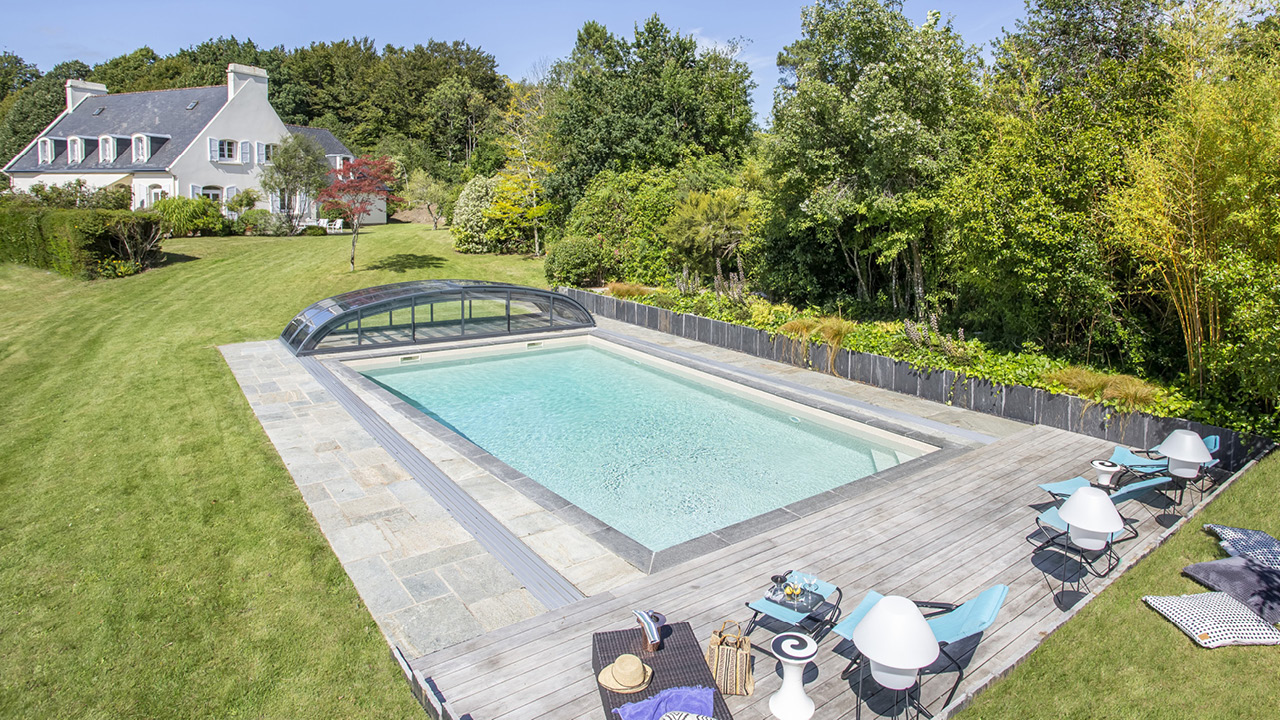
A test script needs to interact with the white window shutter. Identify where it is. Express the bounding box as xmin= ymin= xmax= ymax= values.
xmin=190 ymin=184 xmax=200 ymax=198
xmin=226 ymin=186 xmax=238 ymax=199
xmin=240 ymin=140 xmax=250 ymax=165
xmin=209 ymin=138 xmax=218 ymax=161
xmin=256 ymin=142 xmax=265 ymax=164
